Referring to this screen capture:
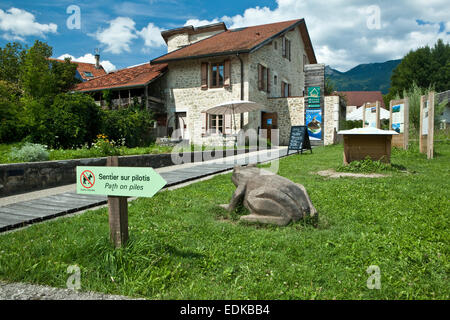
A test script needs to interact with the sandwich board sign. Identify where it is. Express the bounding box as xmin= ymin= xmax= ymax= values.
xmin=419 ymin=92 xmax=435 ymax=159
xmin=77 ymin=157 xmax=167 ymax=248
xmin=389 ymin=98 xmax=409 ymax=150
xmin=287 ymin=126 xmax=312 ymax=154
xmin=362 ymin=101 xmax=381 ymax=129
